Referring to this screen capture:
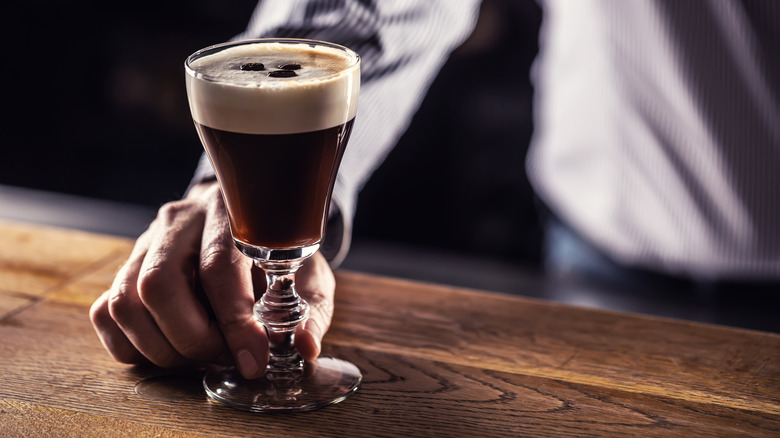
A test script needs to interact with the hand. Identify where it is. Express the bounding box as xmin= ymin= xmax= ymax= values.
xmin=89 ymin=180 xmax=335 ymax=379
